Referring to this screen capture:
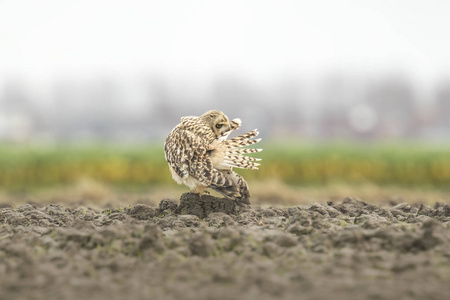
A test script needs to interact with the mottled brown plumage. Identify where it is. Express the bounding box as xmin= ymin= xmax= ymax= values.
xmin=164 ymin=110 xmax=262 ymax=205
